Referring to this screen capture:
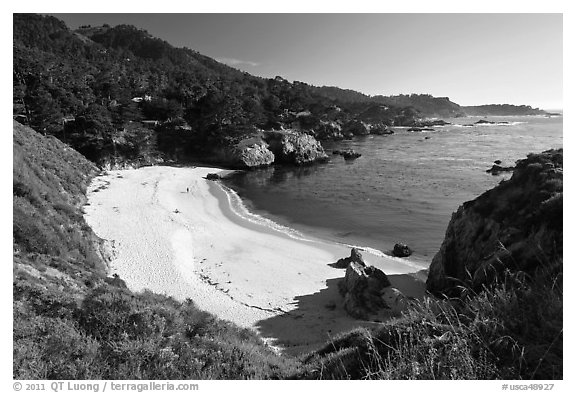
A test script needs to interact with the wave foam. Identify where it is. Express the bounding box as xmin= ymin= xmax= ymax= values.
xmin=219 ymin=183 xmax=311 ymax=242
xmin=218 ymin=183 xmax=426 ymax=270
